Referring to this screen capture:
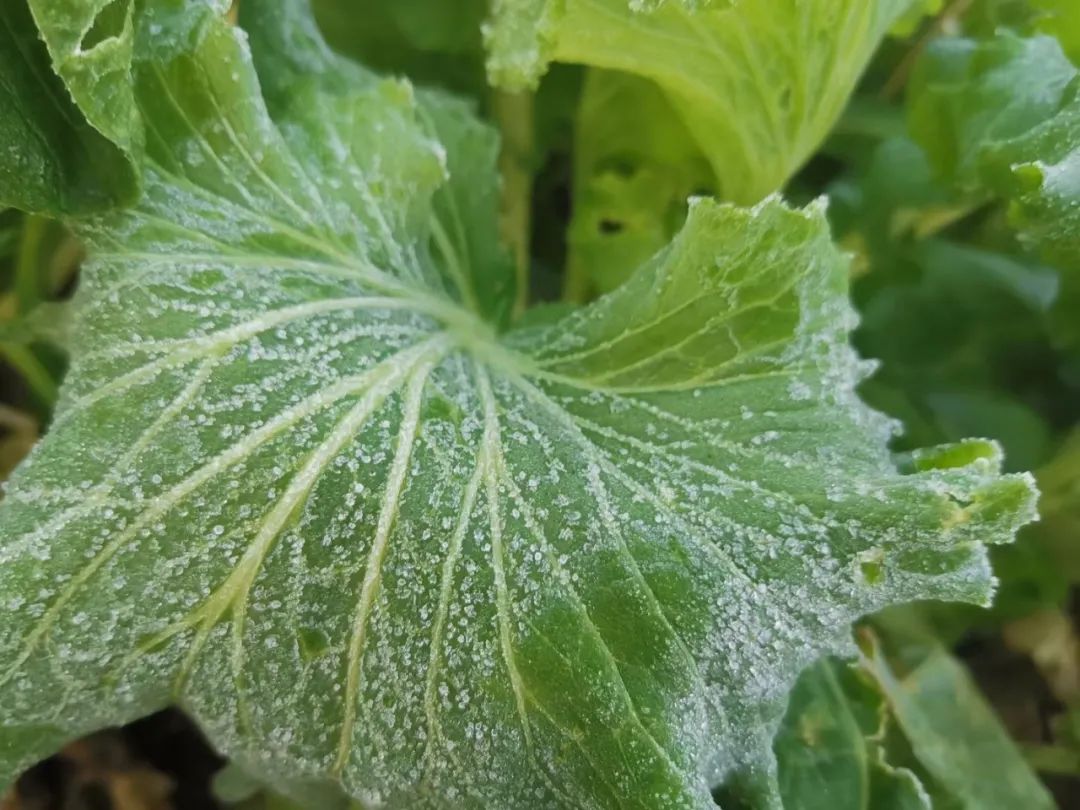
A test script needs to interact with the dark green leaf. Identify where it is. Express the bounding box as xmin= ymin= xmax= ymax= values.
xmin=909 ymin=32 xmax=1080 ymax=266
xmin=0 ymin=0 xmax=135 ymax=213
